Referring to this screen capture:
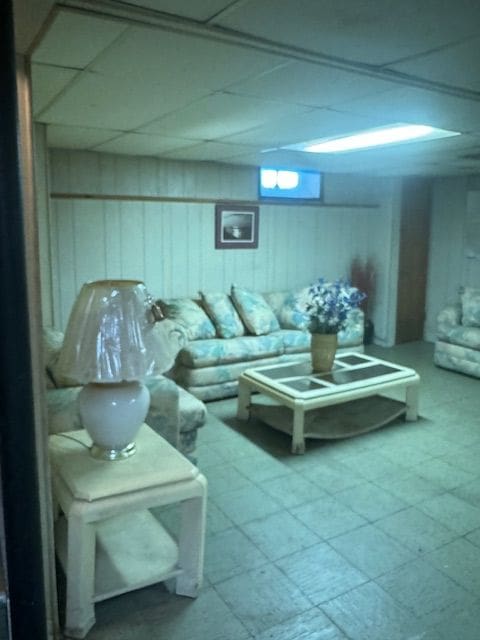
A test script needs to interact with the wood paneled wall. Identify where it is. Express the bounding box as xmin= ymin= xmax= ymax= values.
xmin=426 ymin=176 xmax=480 ymax=340
xmin=44 ymin=149 xmax=400 ymax=342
